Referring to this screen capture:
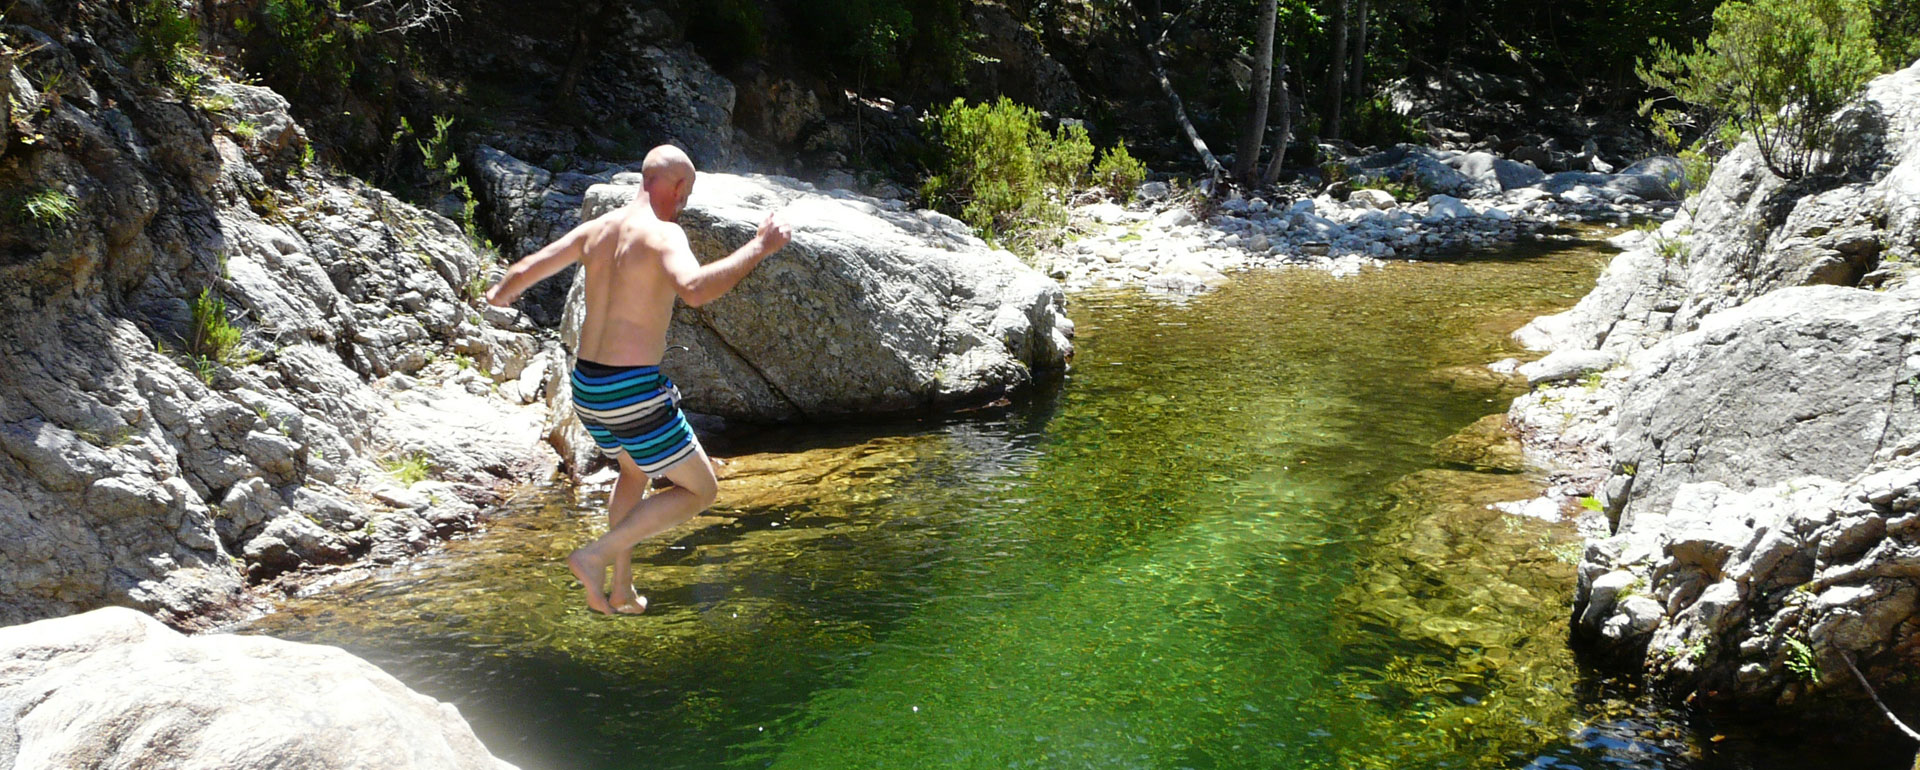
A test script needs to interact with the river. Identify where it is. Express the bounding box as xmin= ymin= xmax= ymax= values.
xmin=243 ymin=232 xmax=1849 ymax=769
